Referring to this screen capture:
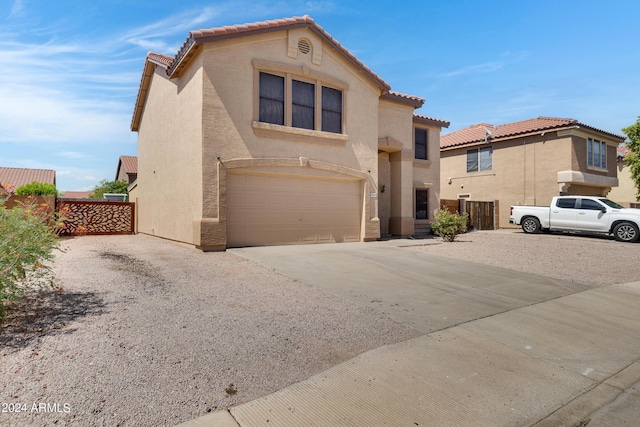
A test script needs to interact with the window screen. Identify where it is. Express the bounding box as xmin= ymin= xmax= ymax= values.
xmin=415 ymin=129 xmax=427 ymax=160
xmin=415 ymin=189 xmax=428 ymax=220
xmin=321 ymin=86 xmax=342 ymax=133
xmin=292 ymin=80 xmax=315 ymax=130
xmin=259 ymin=72 xmax=285 ymax=125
